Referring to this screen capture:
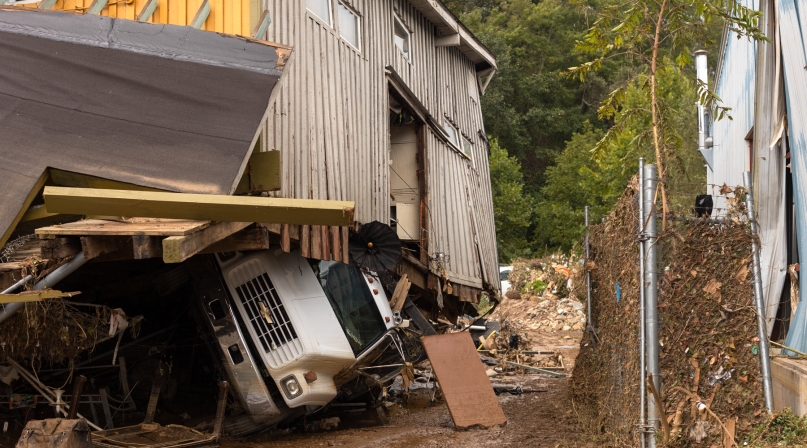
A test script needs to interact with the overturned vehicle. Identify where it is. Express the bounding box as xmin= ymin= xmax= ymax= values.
xmin=194 ymin=229 xmax=433 ymax=435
